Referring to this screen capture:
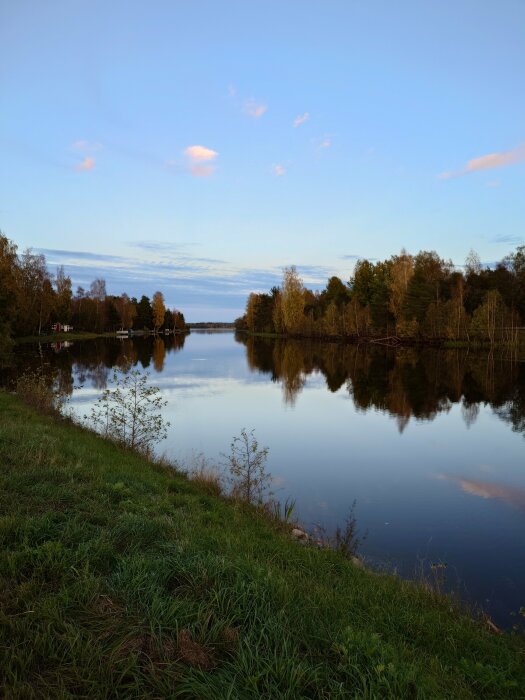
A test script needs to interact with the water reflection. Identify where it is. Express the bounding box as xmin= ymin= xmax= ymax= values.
xmin=443 ymin=475 xmax=525 ymax=512
xmin=237 ymin=334 xmax=525 ymax=435
xmin=0 ymin=334 xmax=187 ymax=396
